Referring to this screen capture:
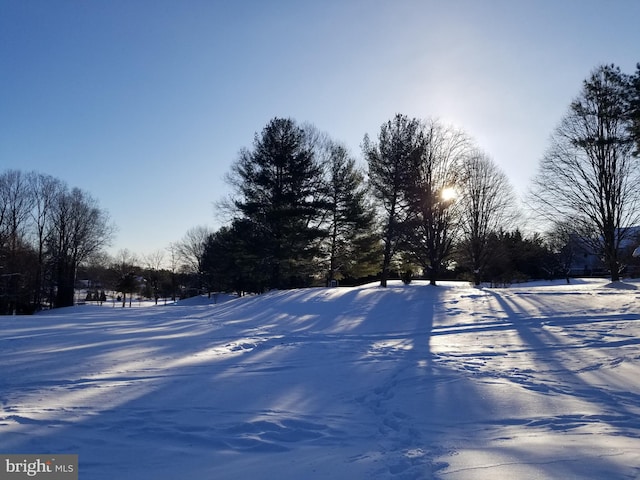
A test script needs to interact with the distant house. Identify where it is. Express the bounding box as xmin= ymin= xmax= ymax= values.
xmin=566 ymin=234 xmax=603 ymax=276
xmin=567 ymin=226 xmax=640 ymax=276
